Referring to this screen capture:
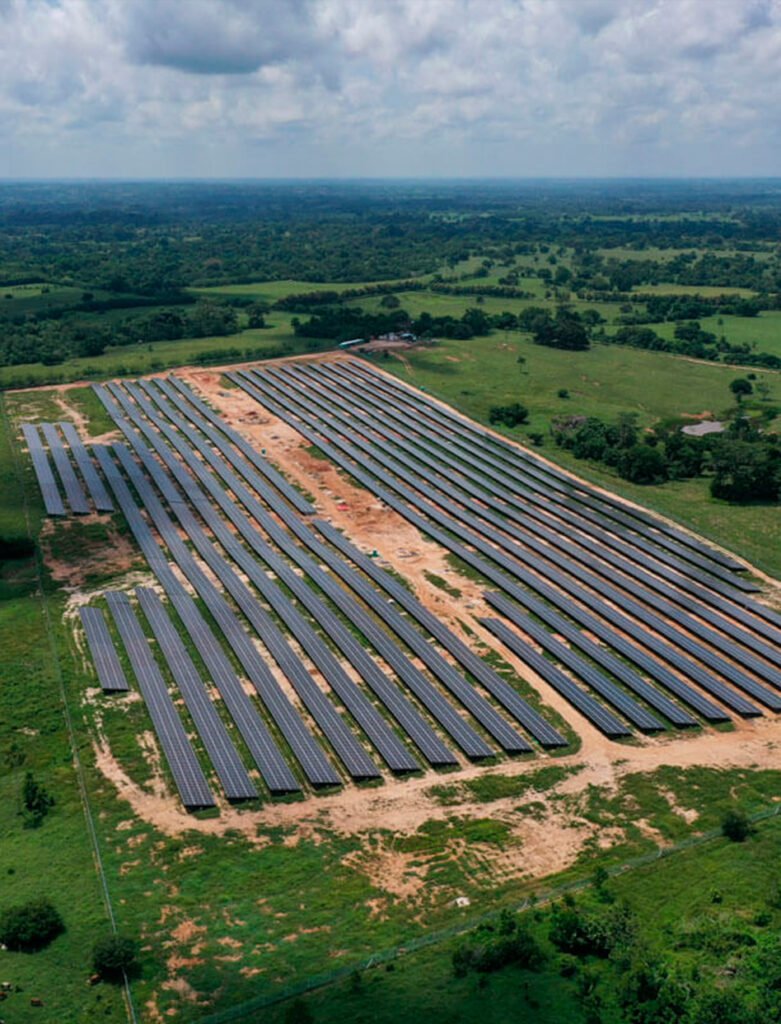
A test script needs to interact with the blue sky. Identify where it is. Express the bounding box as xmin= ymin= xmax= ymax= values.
xmin=2 ymin=0 xmax=780 ymax=178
